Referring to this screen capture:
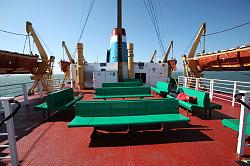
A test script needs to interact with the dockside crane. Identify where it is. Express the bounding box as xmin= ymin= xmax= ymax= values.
xmin=150 ymin=50 xmax=157 ymax=63
xmin=161 ymin=41 xmax=173 ymax=63
xmin=26 ymin=21 xmax=55 ymax=95
xmin=60 ymin=41 xmax=75 ymax=88
xmin=182 ymin=23 xmax=206 ymax=77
